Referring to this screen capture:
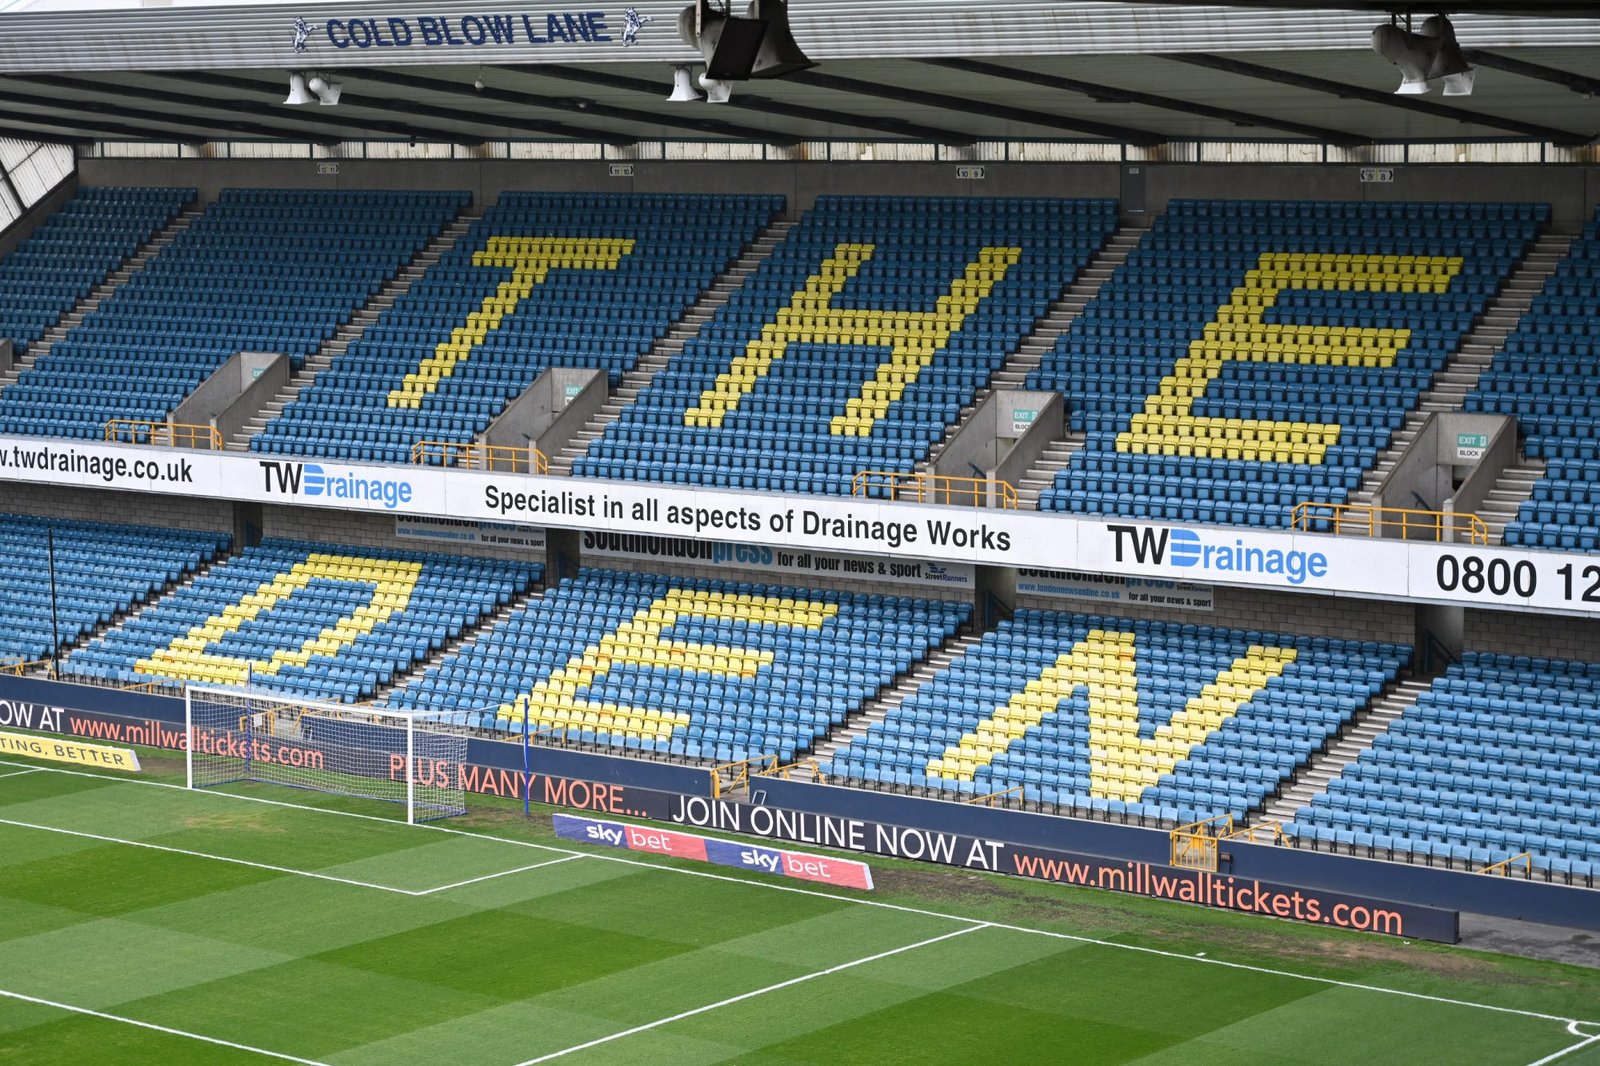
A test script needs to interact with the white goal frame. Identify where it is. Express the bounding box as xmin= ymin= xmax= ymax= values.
xmin=184 ymin=685 xmax=467 ymax=824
